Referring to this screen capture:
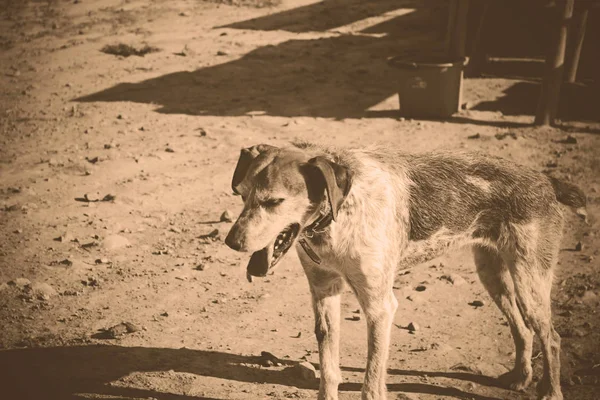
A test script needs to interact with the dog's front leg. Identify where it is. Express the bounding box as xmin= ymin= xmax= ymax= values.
xmin=301 ymin=260 xmax=344 ymax=400
xmin=347 ymin=269 xmax=398 ymax=400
